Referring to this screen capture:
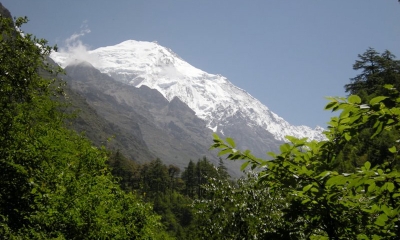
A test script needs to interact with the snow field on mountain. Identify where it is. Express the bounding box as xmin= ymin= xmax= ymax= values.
xmin=51 ymin=40 xmax=325 ymax=141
